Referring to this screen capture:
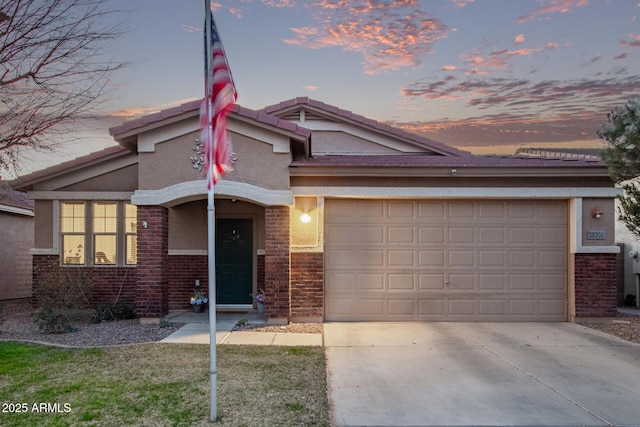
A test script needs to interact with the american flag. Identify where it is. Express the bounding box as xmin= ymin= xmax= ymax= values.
xmin=200 ymin=11 xmax=237 ymax=187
